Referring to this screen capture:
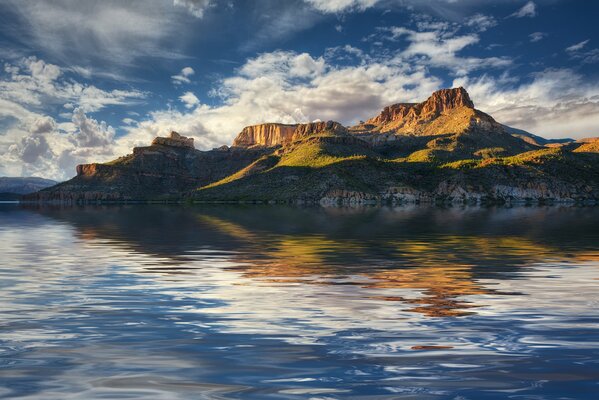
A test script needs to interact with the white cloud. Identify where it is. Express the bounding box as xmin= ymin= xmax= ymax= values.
xmin=454 ymin=68 xmax=599 ymax=139
xmin=387 ymin=27 xmax=511 ymax=76
xmin=305 ymin=0 xmax=379 ymax=13
xmin=529 ymin=32 xmax=546 ymax=43
xmin=2 ymin=0 xmax=190 ymax=67
xmin=29 ymin=116 xmax=57 ymax=134
xmin=565 ymin=40 xmax=599 ymax=64
xmin=9 ymin=132 xmax=53 ymax=165
xmin=0 ymin=57 xmax=144 ymax=180
xmin=71 ymin=108 xmax=115 ymax=148
xmin=171 ymin=67 xmax=196 ymax=85
xmin=566 ymin=40 xmax=589 ymax=53
xmin=179 ymin=92 xmax=200 ymax=108
xmin=239 ymin=51 xmax=326 ymax=80
xmin=509 ymin=1 xmax=537 ymax=18
xmin=0 ymin=57 xmax=145 ymax=113
xmin=173 ymin=0 xmax=213 ymax=18
xmin=465 ymin=14 xmax=497 ymax=32
xmin=1 ymin=106 xmax=119 ymax=180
